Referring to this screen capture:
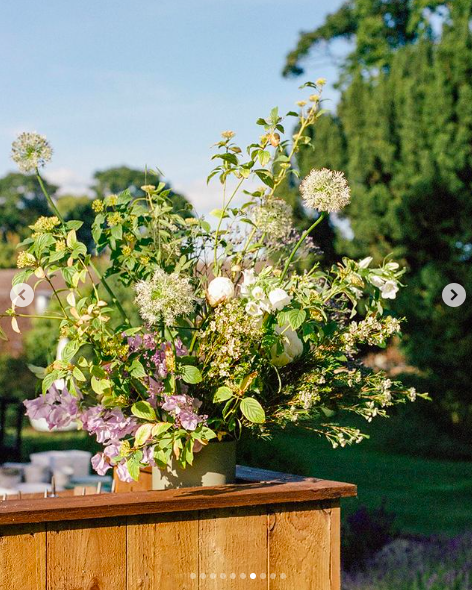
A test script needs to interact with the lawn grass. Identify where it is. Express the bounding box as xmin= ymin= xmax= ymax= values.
xmin=266 ymin=431 xmax=472 ymax=537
